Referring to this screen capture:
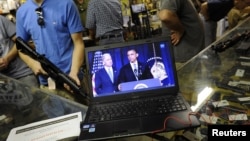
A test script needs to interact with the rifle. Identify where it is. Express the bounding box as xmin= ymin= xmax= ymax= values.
xmin=16 ymin=37 xmax=89 ymax=100
xmin=211 ymin=30 xmax=250 ymax=53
